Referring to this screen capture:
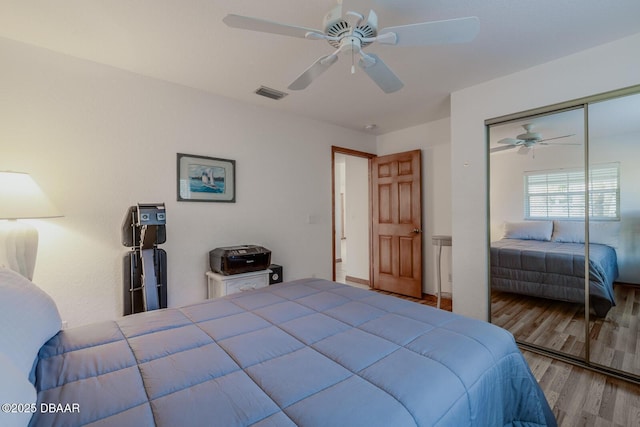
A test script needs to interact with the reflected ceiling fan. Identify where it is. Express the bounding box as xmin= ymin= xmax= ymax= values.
xmin=490 ymin=124 xmax=578 ymax=155
xmin=223 ymin=2 xmax=480 ymax=93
